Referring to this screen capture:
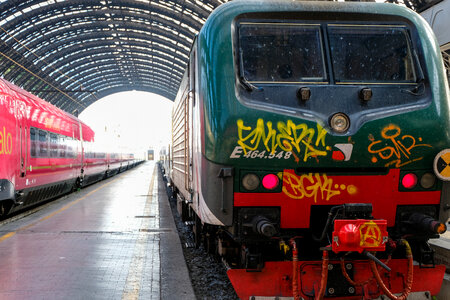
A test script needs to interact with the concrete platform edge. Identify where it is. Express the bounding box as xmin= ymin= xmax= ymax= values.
xmin=158 ymin=167 xmax=196 ymax=300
